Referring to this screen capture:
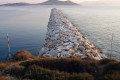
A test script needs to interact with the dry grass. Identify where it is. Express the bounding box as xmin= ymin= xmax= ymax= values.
xmin=0 ymin=63 xmax=10 ymax=72
xmin=13 ymin=50 xmax=37 ymax=61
